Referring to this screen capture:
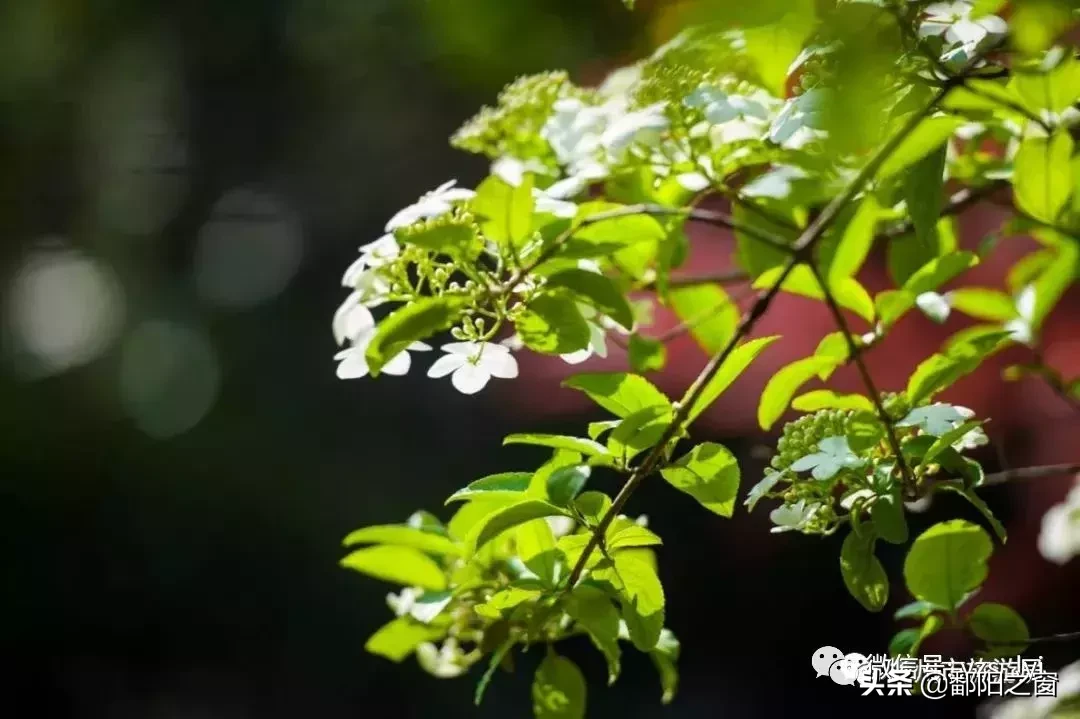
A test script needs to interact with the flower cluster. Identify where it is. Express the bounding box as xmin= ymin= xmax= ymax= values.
xmin=1038 ymin=475 xmax=1080 ymax=565
xmin=752 ymin=399 xmax=989 ymax=536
